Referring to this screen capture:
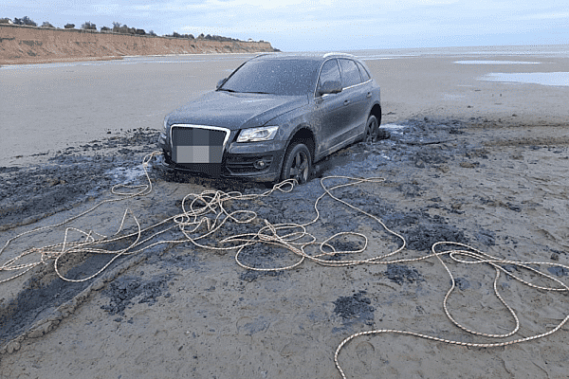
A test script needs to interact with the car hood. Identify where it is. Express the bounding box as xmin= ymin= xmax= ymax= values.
xmin=166 ymin=91 xmax=308 ymax=130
